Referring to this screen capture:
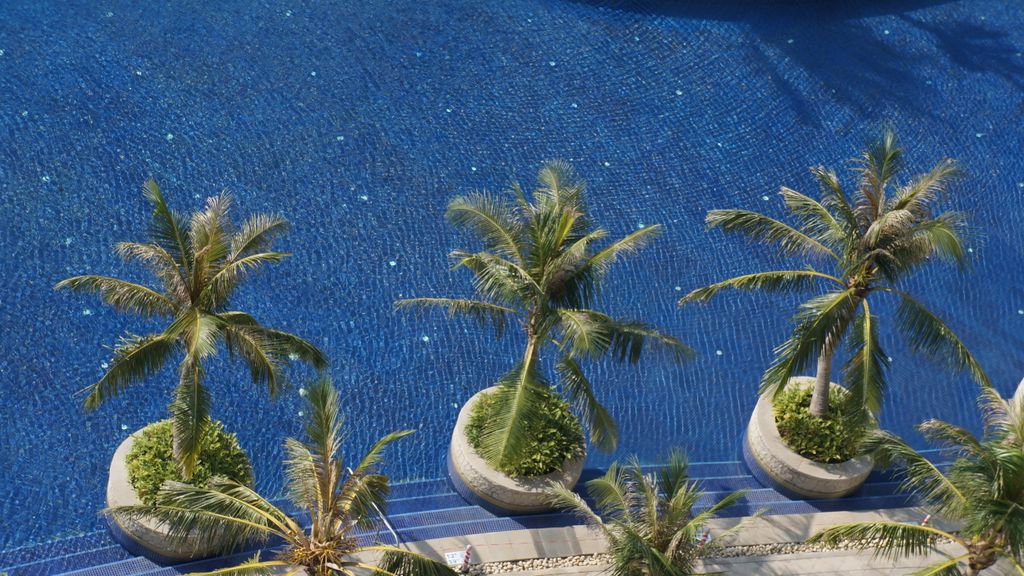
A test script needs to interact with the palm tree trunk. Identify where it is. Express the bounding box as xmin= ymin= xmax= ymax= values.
xmin=809 ymin=341 xmax=833 ymax=418
xmin=521 ymin=335 xmax=539 ymax=376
